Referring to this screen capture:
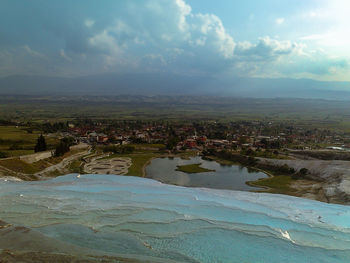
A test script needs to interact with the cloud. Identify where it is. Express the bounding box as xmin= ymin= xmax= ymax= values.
xmin=284 ymin=56 xmax=348 ymax=76
xmin=235 ymin=37 xmax=299 ymax=60
xmin=23 ymin=45 xmax=46 ymax=59
xmin=59 ymin=0 xmax=236 ymax=74
xmin=188 ymin=13 xmax=235 ymax=58
xmin=275 ymin=18 xmax=285 ymax=25
xmin=60 ymin=49 xmax=72 ymax=62
xmin=84 ymin=19 xmax=95 ymax=28
xmin=88 ymin=30 xmax=121 ymax=55
xmin=298 ymin=0 xmax=350 ymax=54
xmin=0 ymin=0 xmax=348 ymax=81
